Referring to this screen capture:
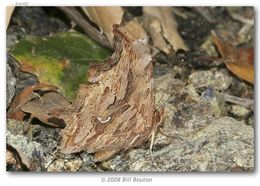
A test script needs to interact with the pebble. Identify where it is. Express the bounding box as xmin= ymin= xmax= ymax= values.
xmin=189 ymin=70 xmax=232 ymax=91
xmin=6 ymin=63 xmax=16 ymax=107
xmin=230 ymin=105 xmax=250 ymax=118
